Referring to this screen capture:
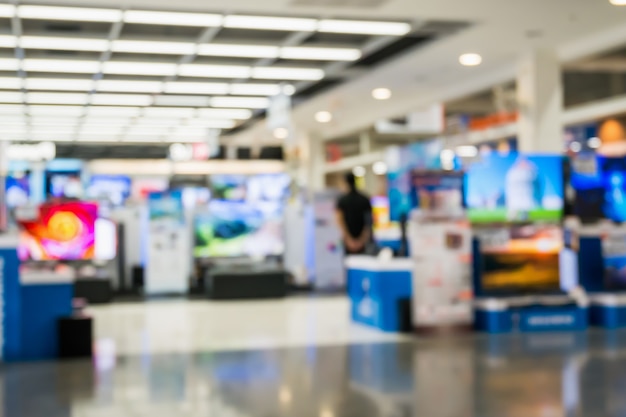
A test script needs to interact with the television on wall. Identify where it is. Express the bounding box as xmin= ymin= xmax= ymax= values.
xmin=410 ymin=170 xmax=465 ymax=215
xmin=464 ymin=153 xmax=564 ymax=224
xmin=478 ymin=224 xmax=564 ymax=296
xmin=17 ymin=201 xmax=98 ymax=261
xmin=194 ymin=200 xmax=284 ymax=258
